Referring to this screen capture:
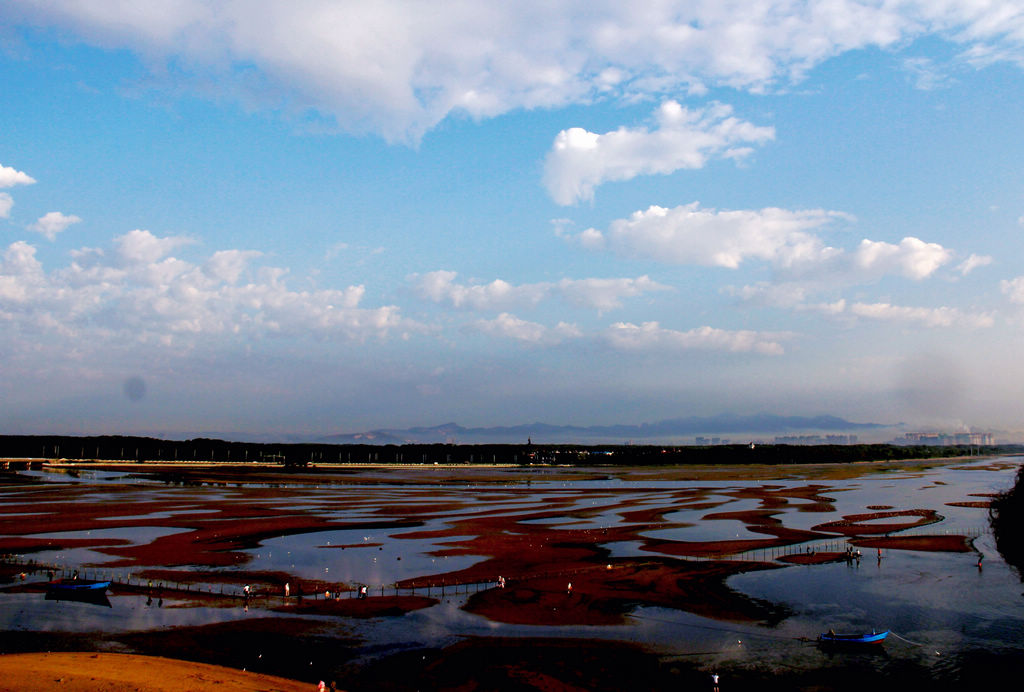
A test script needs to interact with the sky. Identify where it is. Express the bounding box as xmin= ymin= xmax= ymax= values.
xmin=2 ymin=1 xmax=1024 ymax=440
